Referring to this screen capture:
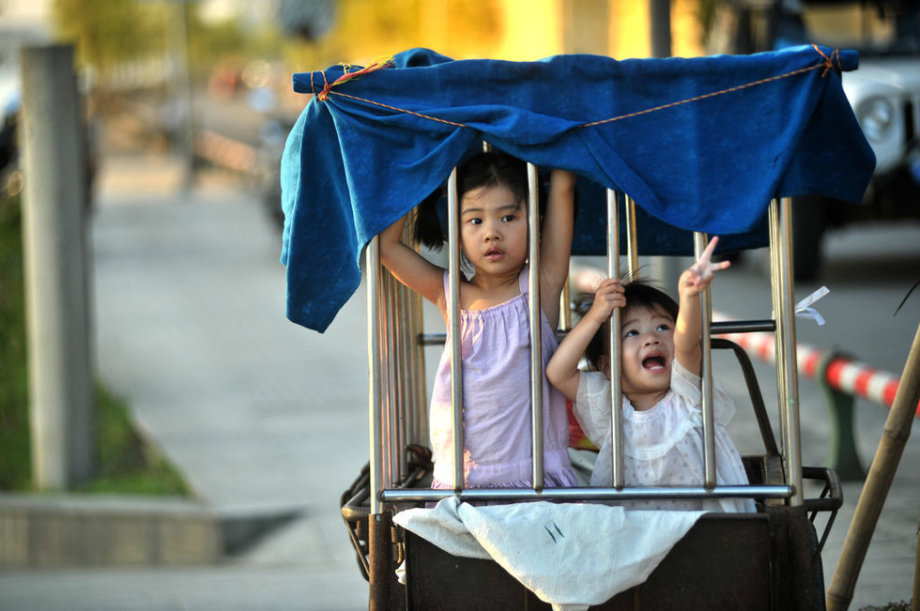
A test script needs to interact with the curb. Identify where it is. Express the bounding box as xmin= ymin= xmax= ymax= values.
xmin=0 ymin=493 xmax=302 ymax=568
